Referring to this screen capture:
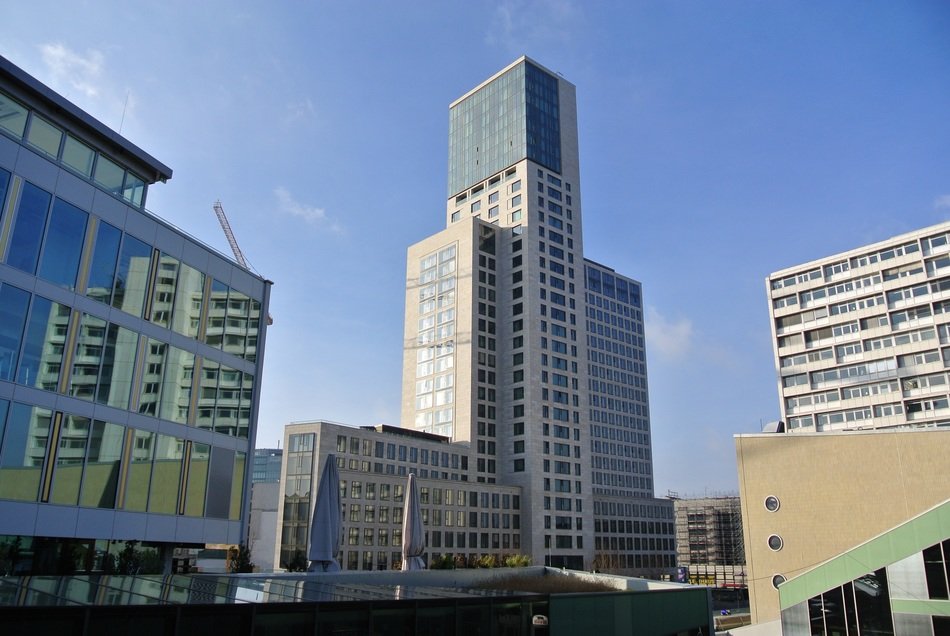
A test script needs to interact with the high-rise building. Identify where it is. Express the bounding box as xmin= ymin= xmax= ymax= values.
xmin=739 ymin=221 xmax=950 ymax=624
xmin=400 ymin=56 xmax=673 ymax=571
xmin=0 ymin=56 xmax=270 ymax=574
xmin=766 ymin=220 xmax=950 ymax=433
